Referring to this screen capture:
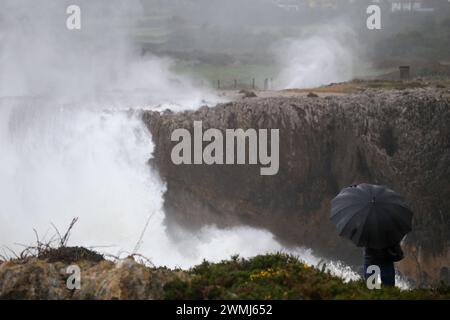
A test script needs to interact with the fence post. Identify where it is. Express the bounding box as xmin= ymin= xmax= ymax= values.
xmin=217 ymin=80 xmax=220 ymax=90
xmin=252 ymin=78 xmax=255 ymax=90
xmin=234 ymin=79 xmax=237 ymax=89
